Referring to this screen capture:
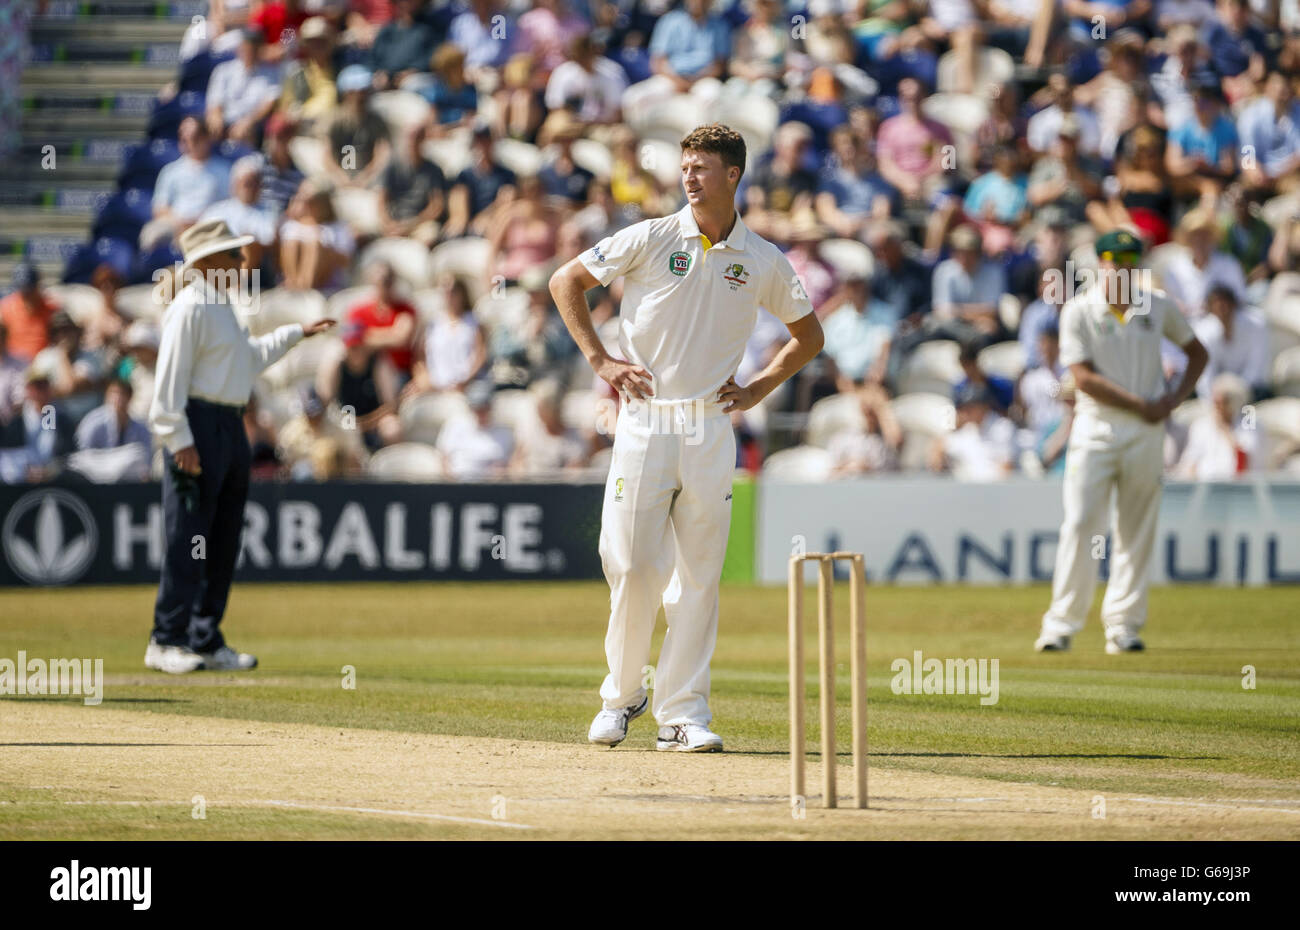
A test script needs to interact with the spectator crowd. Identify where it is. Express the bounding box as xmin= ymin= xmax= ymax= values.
xmin=3 ymin=0 xmax=1300 ymax=485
